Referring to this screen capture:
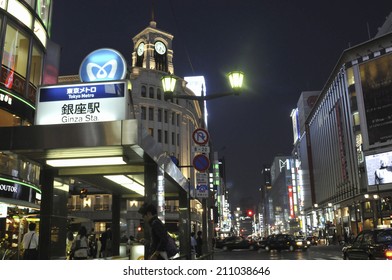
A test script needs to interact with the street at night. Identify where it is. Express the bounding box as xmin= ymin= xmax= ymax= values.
xmin=213 ymin=244 xmax=342 ymax=260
